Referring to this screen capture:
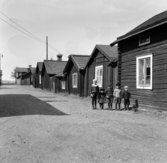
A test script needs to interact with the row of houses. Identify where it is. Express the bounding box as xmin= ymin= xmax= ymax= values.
xmin=16 ymin=45 xmax=118 ymax=97
xmin=15 ymin=10 xmax=167 ymax=110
